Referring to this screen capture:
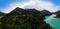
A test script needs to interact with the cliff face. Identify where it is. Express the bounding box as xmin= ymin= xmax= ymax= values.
xmin=0 ymin=7 xmax=52 ymax=29
xmin=41 ymin=10 xmax=52 ymax=16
